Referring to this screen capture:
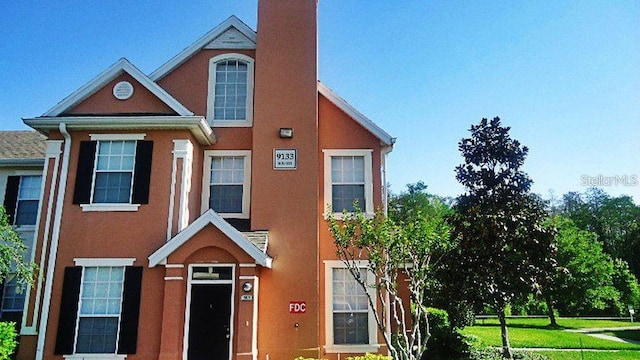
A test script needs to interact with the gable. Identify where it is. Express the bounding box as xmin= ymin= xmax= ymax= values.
xmin=64 ymin=73 xmax=177 ymax=116
xmin=150 ymin=16 xmax=256 ymax=82
xmin=43 ymin=58 xmax=193 ymax=117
